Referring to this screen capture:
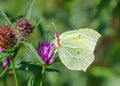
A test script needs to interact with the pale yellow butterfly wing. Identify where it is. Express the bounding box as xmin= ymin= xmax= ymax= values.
xmin=55 ymin=28 xmax=101 ymax=71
